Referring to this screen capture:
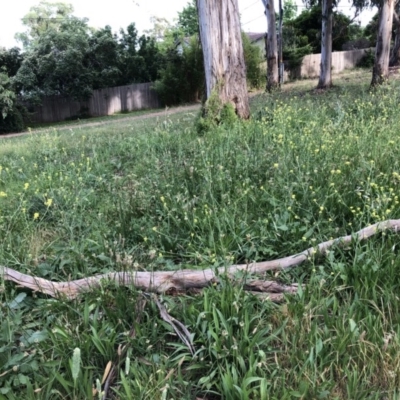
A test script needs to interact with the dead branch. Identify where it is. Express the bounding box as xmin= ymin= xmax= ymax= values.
xmin=1 ymin=219 xmax=399 ymax=301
